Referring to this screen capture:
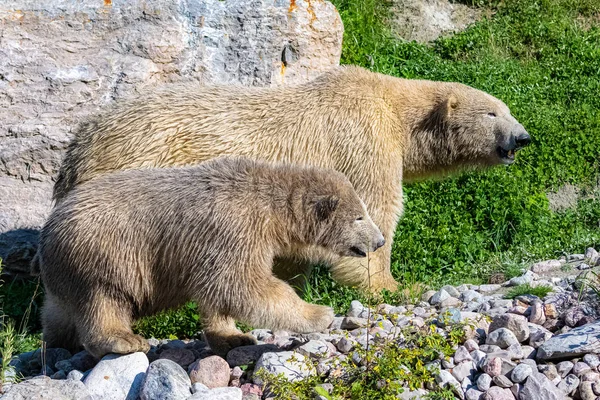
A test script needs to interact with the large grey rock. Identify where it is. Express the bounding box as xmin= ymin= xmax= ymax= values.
xmin=489 ymin=314 xmax=530 ymax=343
xmin=537 ymin=321 xmax=600 ymax=360
xmin=83 ymin=352 xmax=148 ymax=400
xmin=519 ymin=372 xmax=563 ymax=400
xmin=0 ymin=0 xmax=343 ymax=272
xmin=486 ymin=328 xmax=520 ymax=349
xmin=139 ymin=359 xmax=191 ymax=400
xmin=2 ymin=376 xmax=92 ymax=400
